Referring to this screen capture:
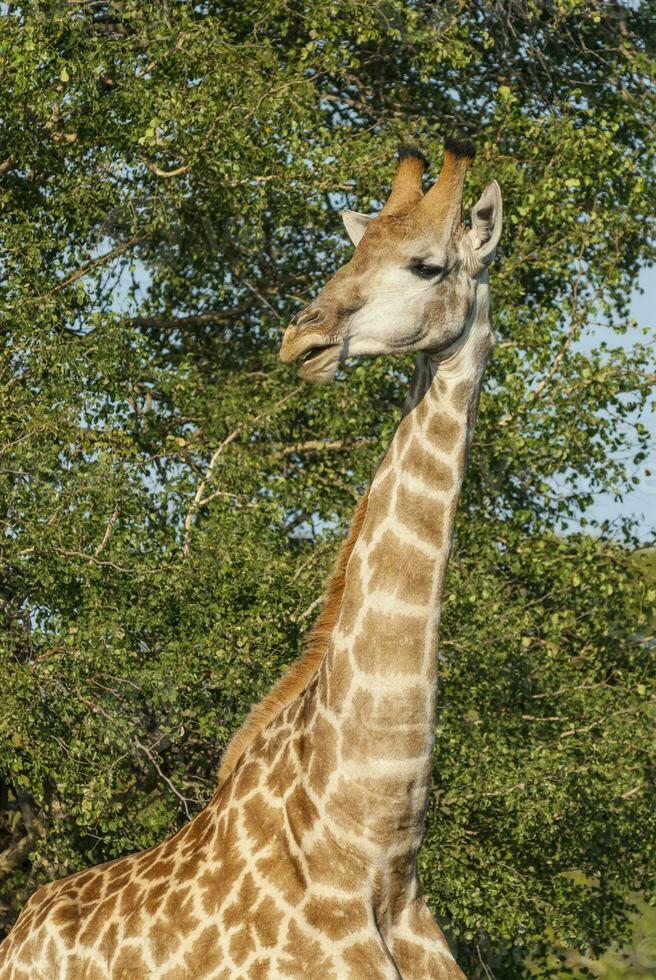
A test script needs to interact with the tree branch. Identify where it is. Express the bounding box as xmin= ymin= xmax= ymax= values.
xmin=0 ymin=799 xmax=42 ymax=879
xmin=295 ymin=594 xmax=322 ymax=622
xmin=50 ymin=236 xmax=148 ymax=295
xmin=94 ymin=509 xmax=119 ymax=556
xmin=134 ymin=738 xmax=193 ymax=820
xmin=182 ymin=387 xmax=301 ymax=556
xmin=533 ymin=231 xmax=596 ymax=401
xmin=56 ymin=548 xmax=155 ymax=574
xmin=130 ymin=297 xmax=256 ymax=331
xmin=532 ymin=312 xmax=586 ymax=401
xmin=279 ymin=439 xmax=347 ymax=456
xmin=142 ymin=161 xmax=190 ymax=179
xmin=0 ymin=833 xmax=36 ymax=878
